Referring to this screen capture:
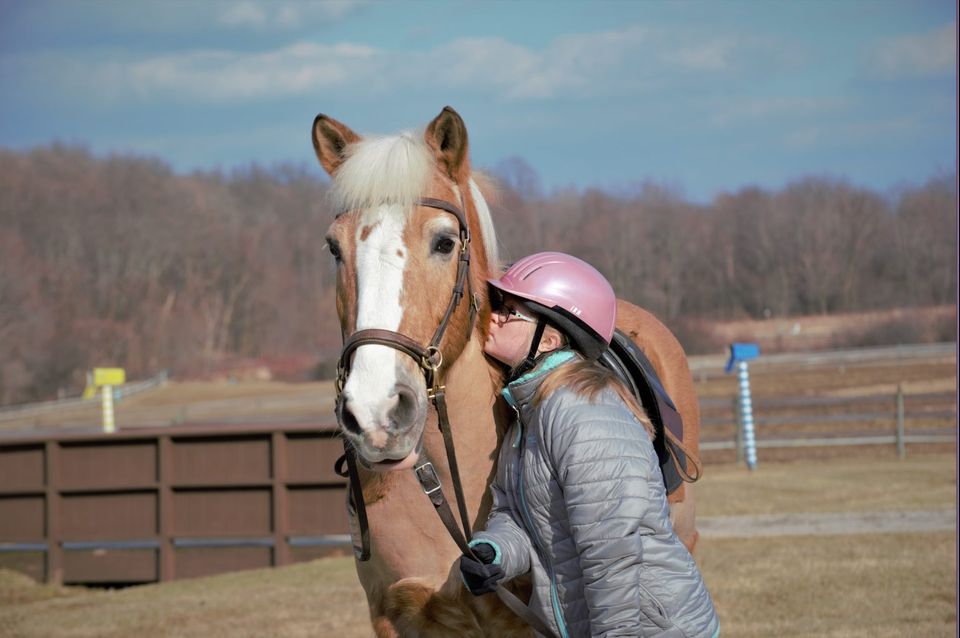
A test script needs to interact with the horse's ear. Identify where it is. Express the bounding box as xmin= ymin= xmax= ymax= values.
xmin=312 ymin=114 xmax=360 ymax=176
xmin=425 ymin=106 xmax=470 ymax=184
